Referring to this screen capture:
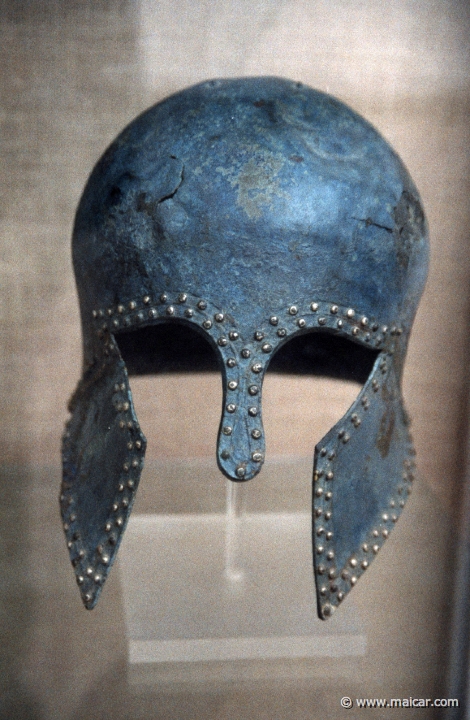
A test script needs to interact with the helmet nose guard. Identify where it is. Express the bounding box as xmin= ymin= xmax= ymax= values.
xmin=62 ymin=77 xmax=428 ymax=614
